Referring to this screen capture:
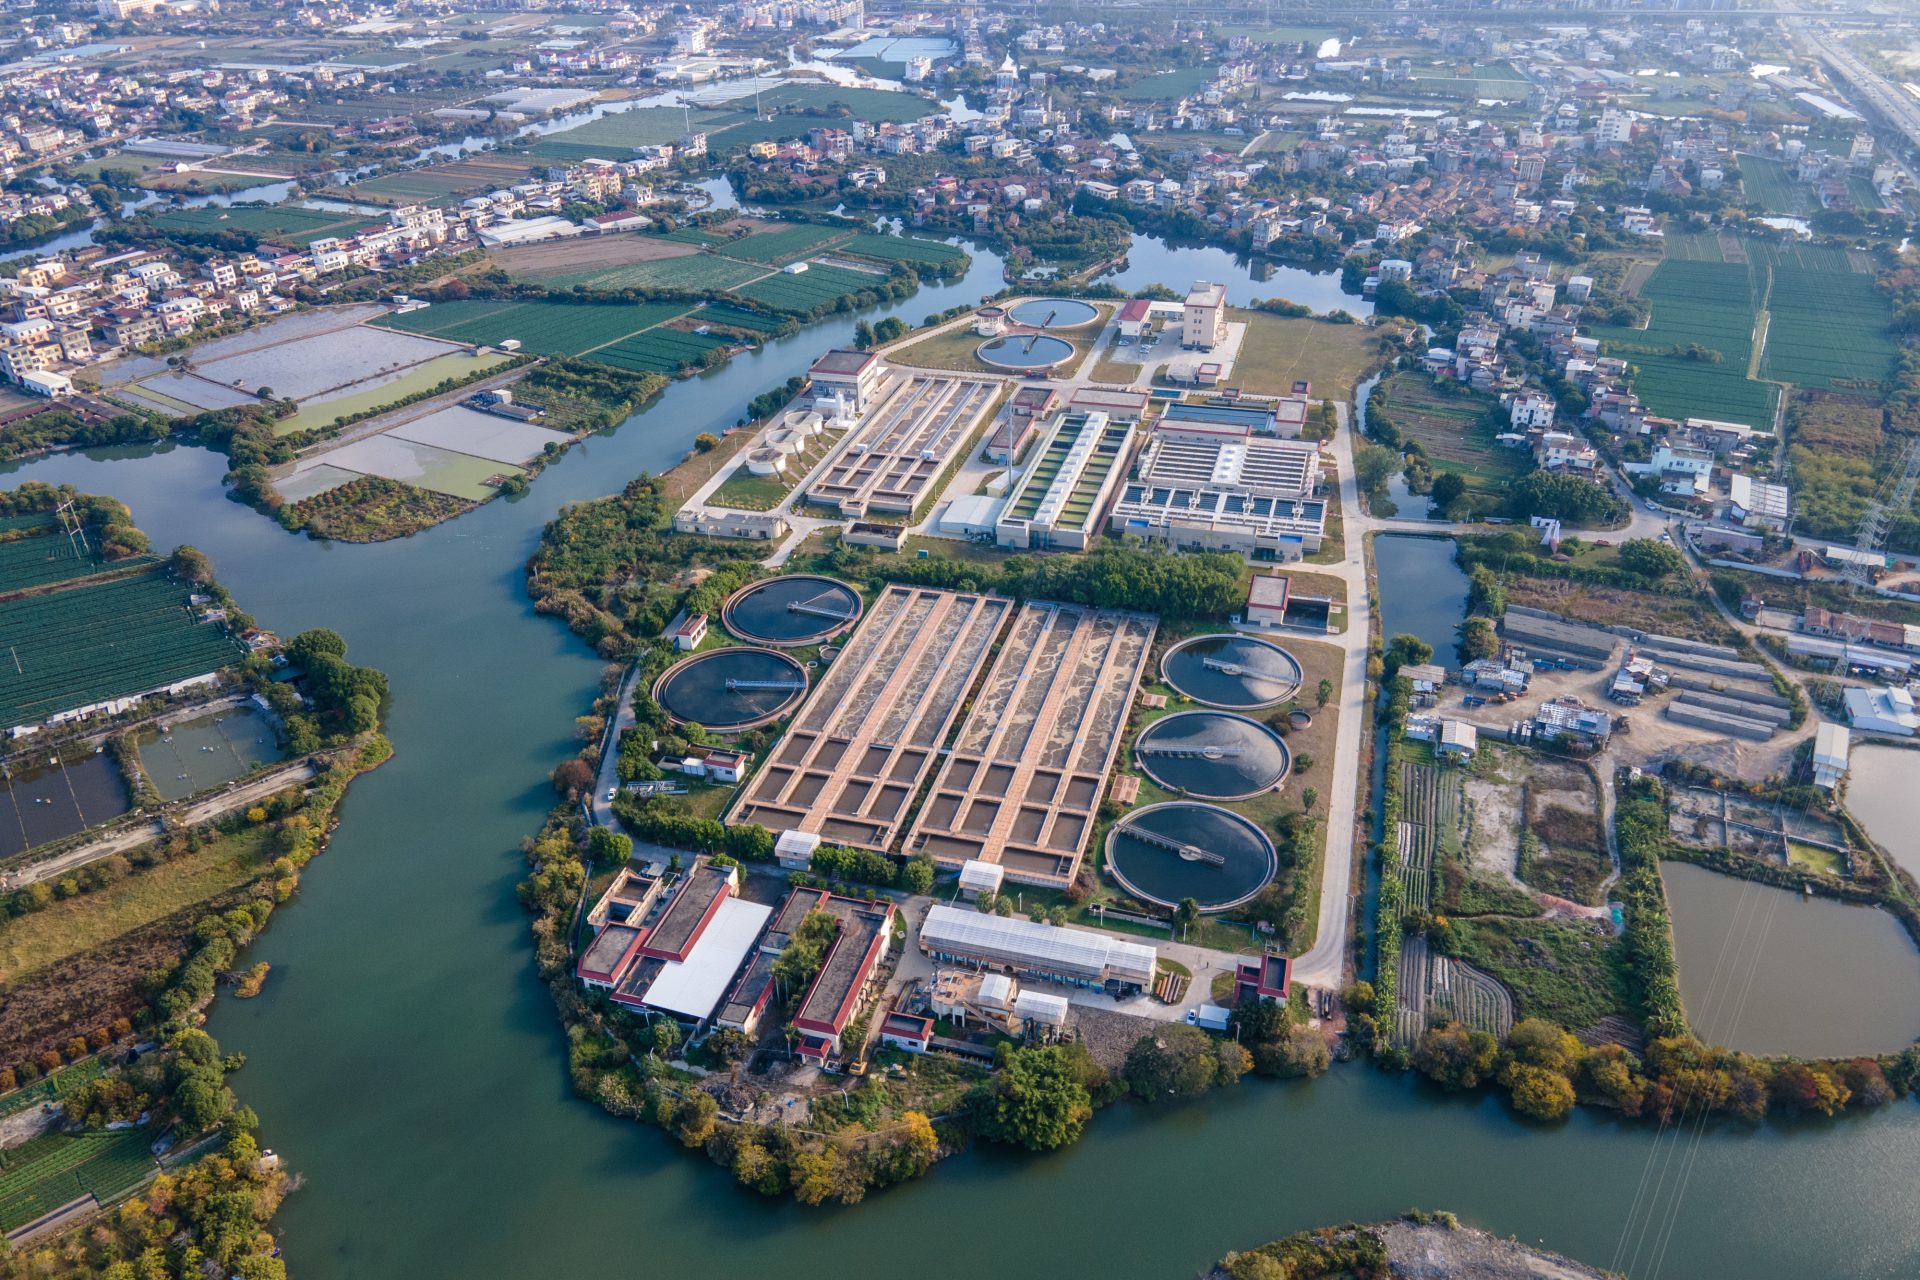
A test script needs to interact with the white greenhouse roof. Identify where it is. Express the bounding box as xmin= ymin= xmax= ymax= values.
xmin=641 ymin=896 xmax=772 ymax=1021
xmin=958 ymin=859 xmax=1006 ymax=892
xmin=920 ymin=904 xmax=1156 ymax=983
xmin=1013 ymin=989 xmax=1071 ymax=1025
